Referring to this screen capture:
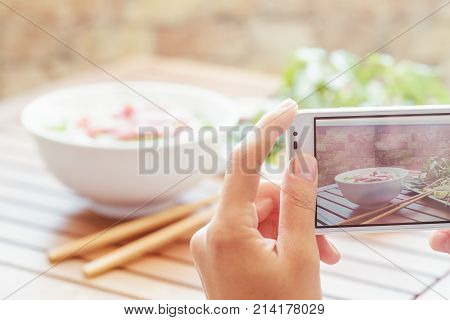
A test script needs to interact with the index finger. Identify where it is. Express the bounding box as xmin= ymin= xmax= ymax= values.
xmin=220 ymin=99 xmax=298 ymax=211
